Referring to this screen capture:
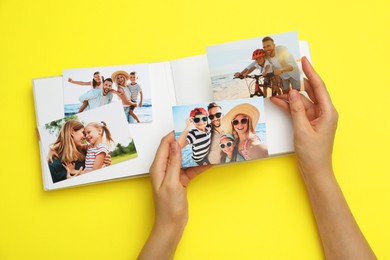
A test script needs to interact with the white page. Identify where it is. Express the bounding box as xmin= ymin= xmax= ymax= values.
xmin=33 ymin=41 xmax=310 ymax=190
